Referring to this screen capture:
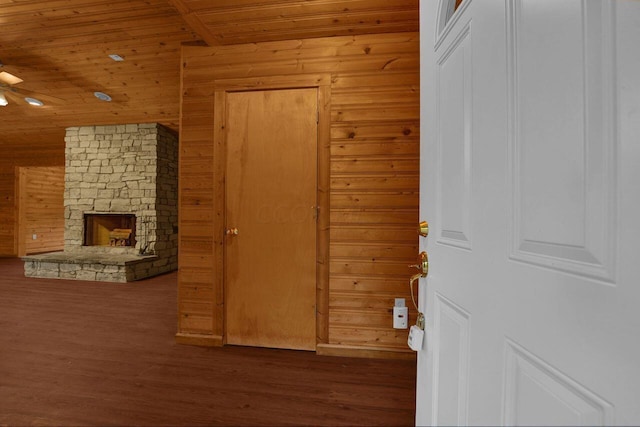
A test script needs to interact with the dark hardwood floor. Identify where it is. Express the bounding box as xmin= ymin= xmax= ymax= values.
xmin=0 ymin=257 xmax=416 ymax=426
